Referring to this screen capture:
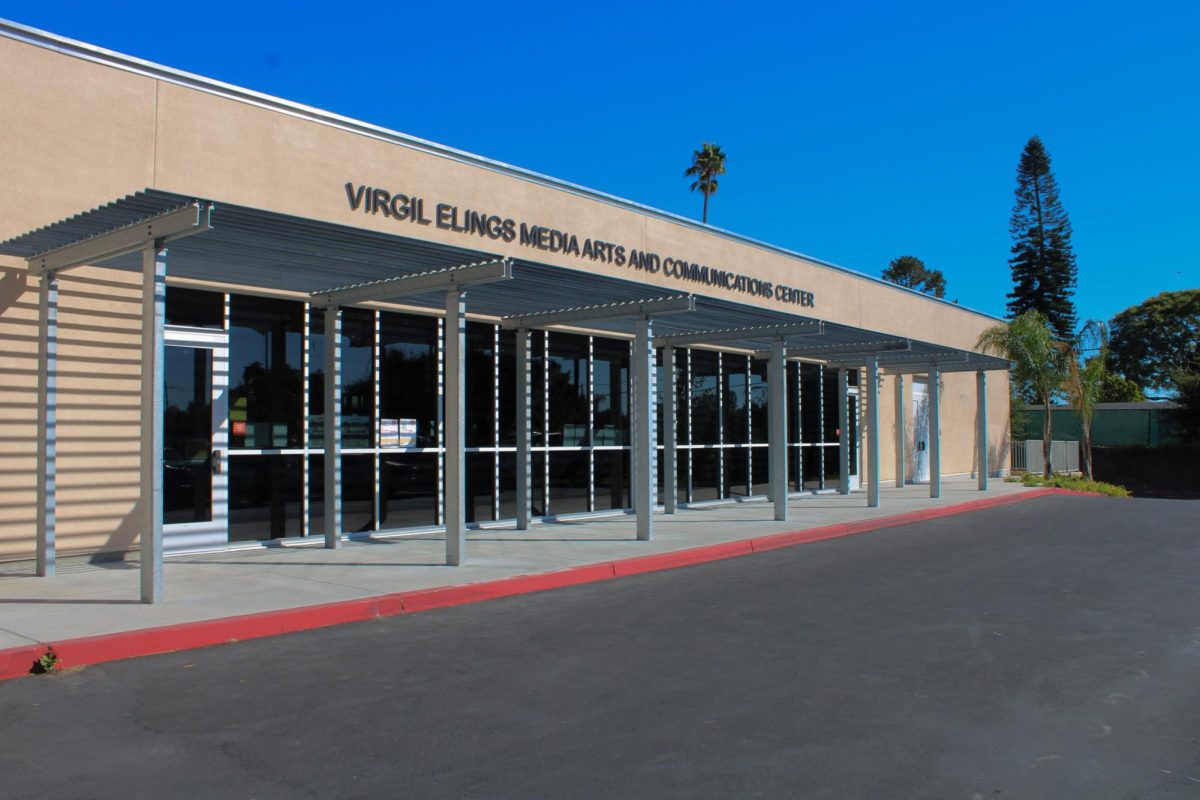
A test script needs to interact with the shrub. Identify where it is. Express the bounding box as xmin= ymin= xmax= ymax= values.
xmin=1020 ymin=472 xmax=1131 ymax=497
